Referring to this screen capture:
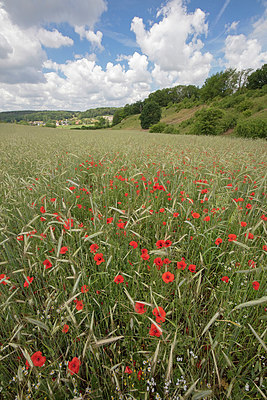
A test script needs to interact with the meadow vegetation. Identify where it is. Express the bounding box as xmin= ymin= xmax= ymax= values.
xmin=0 ymin=123 xmax=266 ymax=400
